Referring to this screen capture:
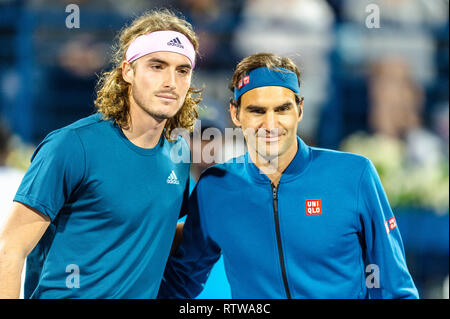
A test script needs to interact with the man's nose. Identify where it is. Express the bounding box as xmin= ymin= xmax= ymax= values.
xmin=162 ymin=69 xmax=177 ymax=89
xmin=262 ymin=111 xmax=277 ymax=130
